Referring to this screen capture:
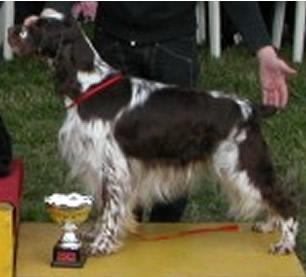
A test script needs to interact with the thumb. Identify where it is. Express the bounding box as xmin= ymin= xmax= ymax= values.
xmin=278 ymin=59 xmax=297 ymax=75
